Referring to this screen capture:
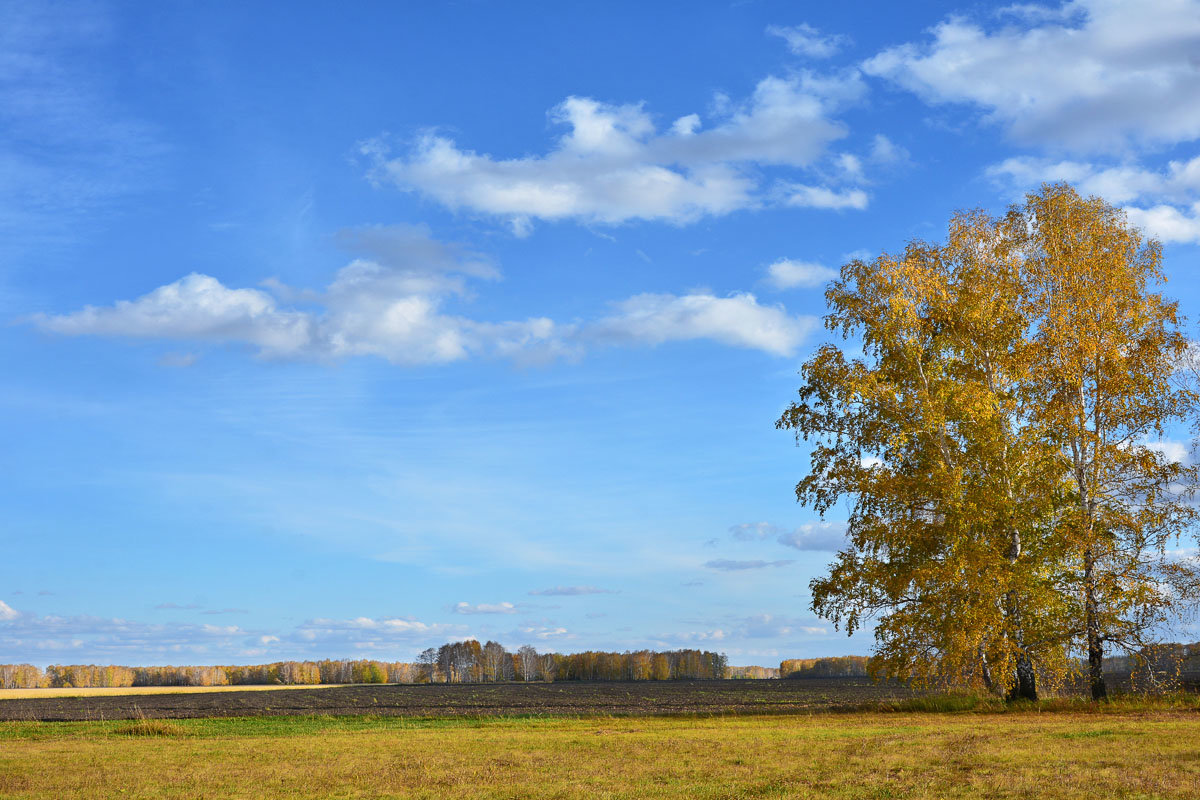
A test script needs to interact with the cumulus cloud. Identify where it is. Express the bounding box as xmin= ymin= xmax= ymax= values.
xmin=363 ymin=67 xmax=872 ymax=232
xmin=453 ymin=601 xmax=518 ymax=615
xmin=868 ymin=0 xmax=1200 ymax=151
xmin=0 ymin=601 xmax=18 ymax=621
xmin=864 ymin=0 xmax=1200 ymax=151
xmin=766 ymin=23 xmax=848 ymax=59
xmin=34 ymin=226 xmax=816 ymax=362
xmin=704 ymin=558 xmax=795 ymax=571
xmin=32 ymin=224 xmax=571 ymax=365
xmin=763 ymin=258 xmax=838 ymax=290
xmin=987 ymin=155 xmax=1200 ymax=244
xmin=527 ymin=586 xmax=618 ymax=596
xmin=1125 ymin=203 xmax=1200 ymax=245
xmin=590 ymin=291 xmax=815 ymax=357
